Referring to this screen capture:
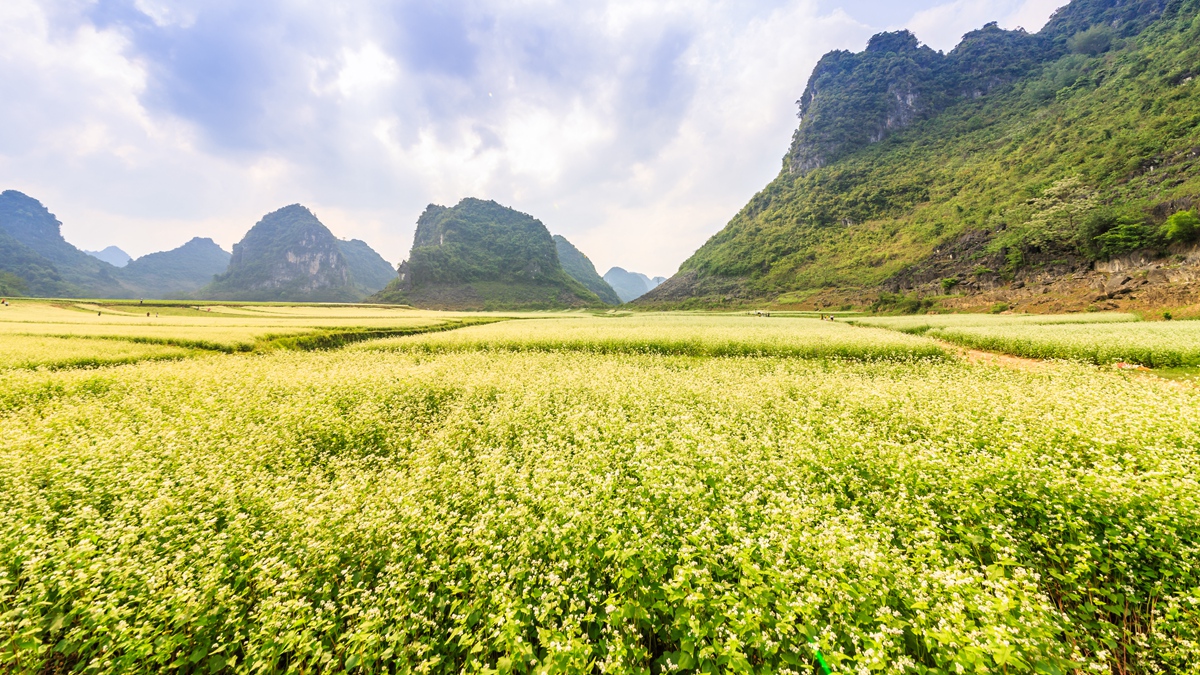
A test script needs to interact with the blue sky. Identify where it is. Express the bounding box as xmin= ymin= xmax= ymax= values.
xmin=0 ymin=0 xmax=1063 ymax=276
